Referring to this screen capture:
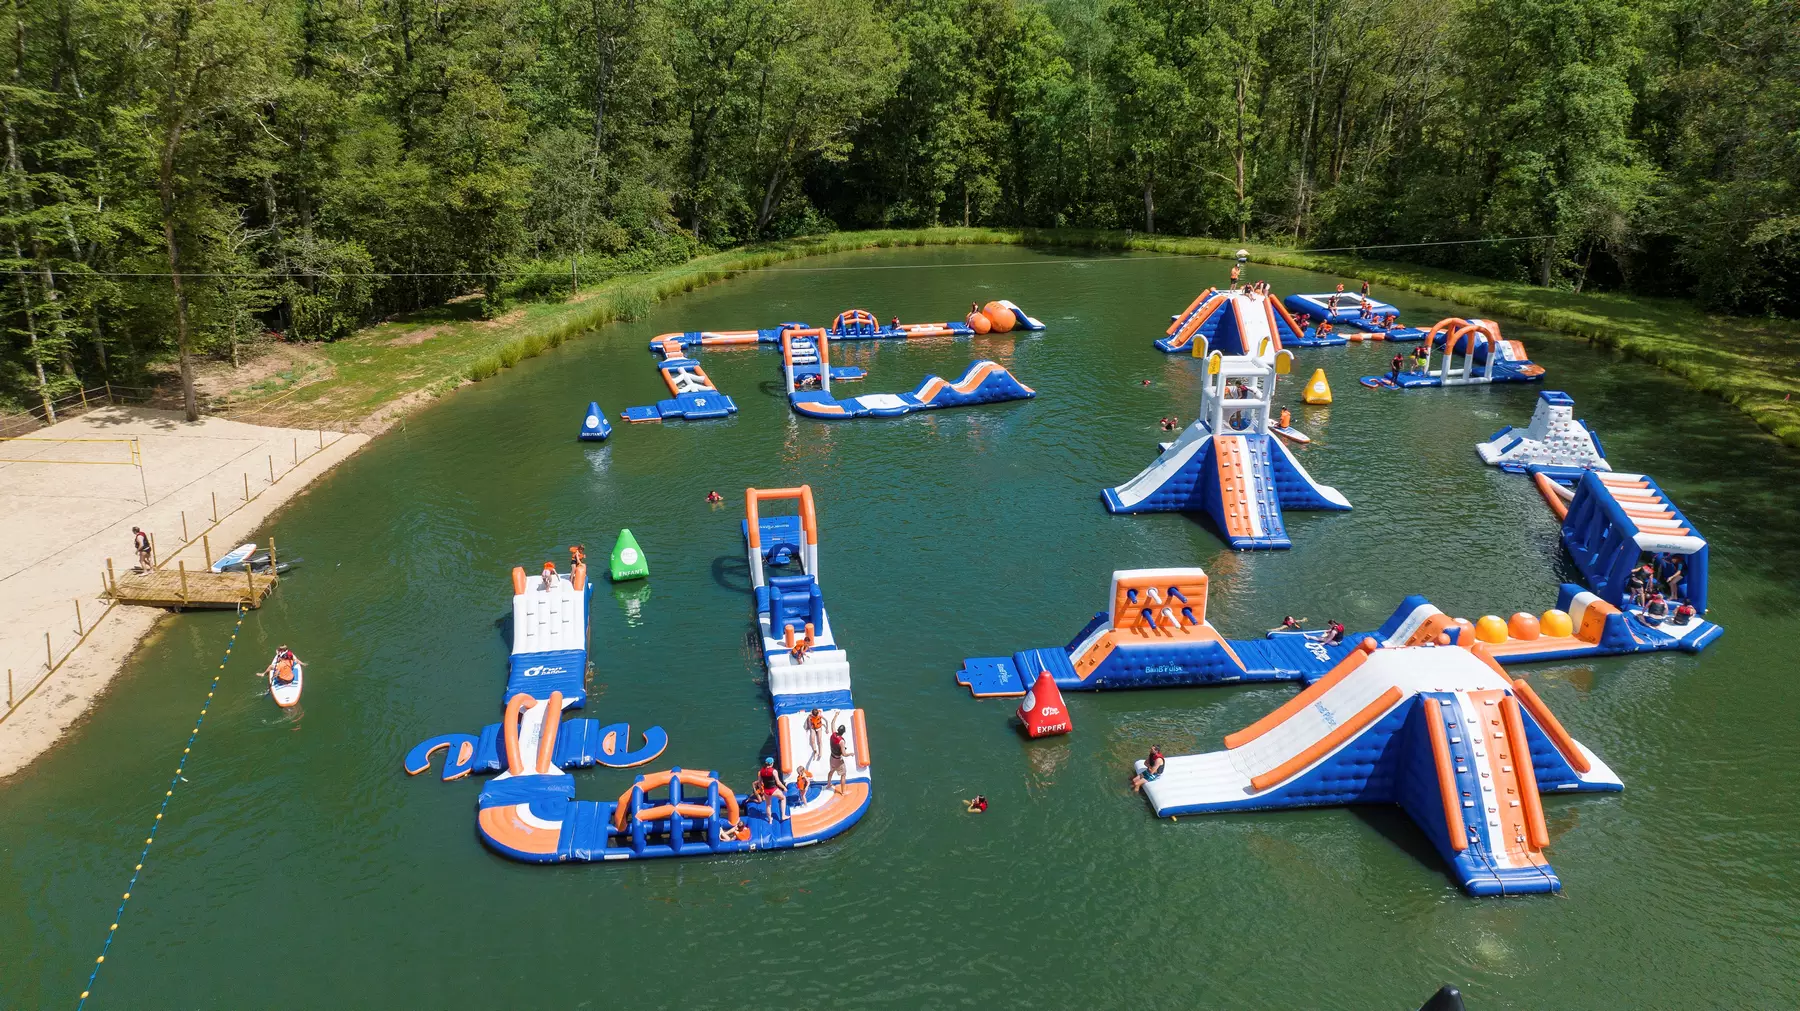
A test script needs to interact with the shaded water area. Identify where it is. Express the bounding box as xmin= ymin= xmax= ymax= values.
xmin=5 ymin=246 xmax=1798 ymax=1008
